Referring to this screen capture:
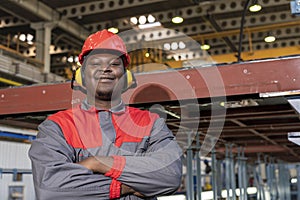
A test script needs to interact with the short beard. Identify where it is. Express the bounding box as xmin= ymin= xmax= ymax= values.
xmin=96 ymin=90 xmax=113 ymax=101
